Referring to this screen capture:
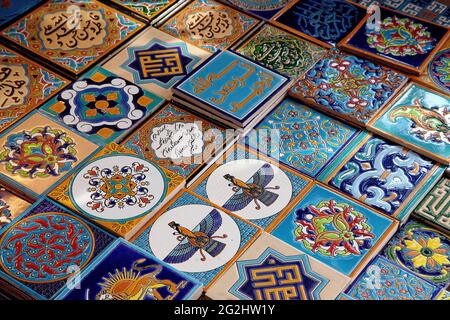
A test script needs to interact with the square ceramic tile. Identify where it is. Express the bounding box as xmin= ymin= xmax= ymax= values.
xmin=268 ymin=183 xmax=398 ymax=278
xmin=368 ymin=83 xmax=450 ymax=165
xmin=121 ymin=102 xmax=226 ymax=180
xmin=48 ymin=143 xmax=184 ymax=239
xmin=0 ymin=0 xmax=44 ymax=27
xmin=56 ymin=239 xmax=203 ymax=300
xmin=102 ymin=27 xmax=210 ymax=100
xmin=339 ymin=6 xmax=450 ymax=75
xmin=345 ymin=256 xmax=441 ymax=300
xmin=109 ymin=0 xmax=177 ymax=20
xmin=131 ymin=189 xmax=261 ymax=289
xmin=207 ymin=232 xmax=350 ymax=300
xmin=272 ymin=0 xmax=366 ymax=47
xmin=381 ymin=218 xmax=450 ymax=288
xmin=222 ymin=0 xmax=295 ymax=19
xmin=0 ymin=183 xmax=32 ymax=233
xmin=159 ymin=0 xmax=260 ymax=53
xmin=1 ymin=0 xmax=145 ymax=76
xmin=174 ymin=50 xmax=290 ymax=128
xmin=236 ymin=24 xmax=326 ymax=79
xmin=0 ymin=111 xmax=100 ymax=197
xmin=190 ymin=144 xmax=314 ymax=230
xmin=0 ymin=198 xmax=116 ymax=300
xmin=244 ymin=97 xmax=360 ymax=178
xmin=415 ymin=177 xmax=450 ymax=233
xmin=318 ymin=132 xmax=444 ymax=221
xmin=289 ymin=49 xmax=408 ymax=127
xmin=0 ymin=45 xmax=68 ymax=132
xmin=40 ymin=66 xmax=164 ymax=146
